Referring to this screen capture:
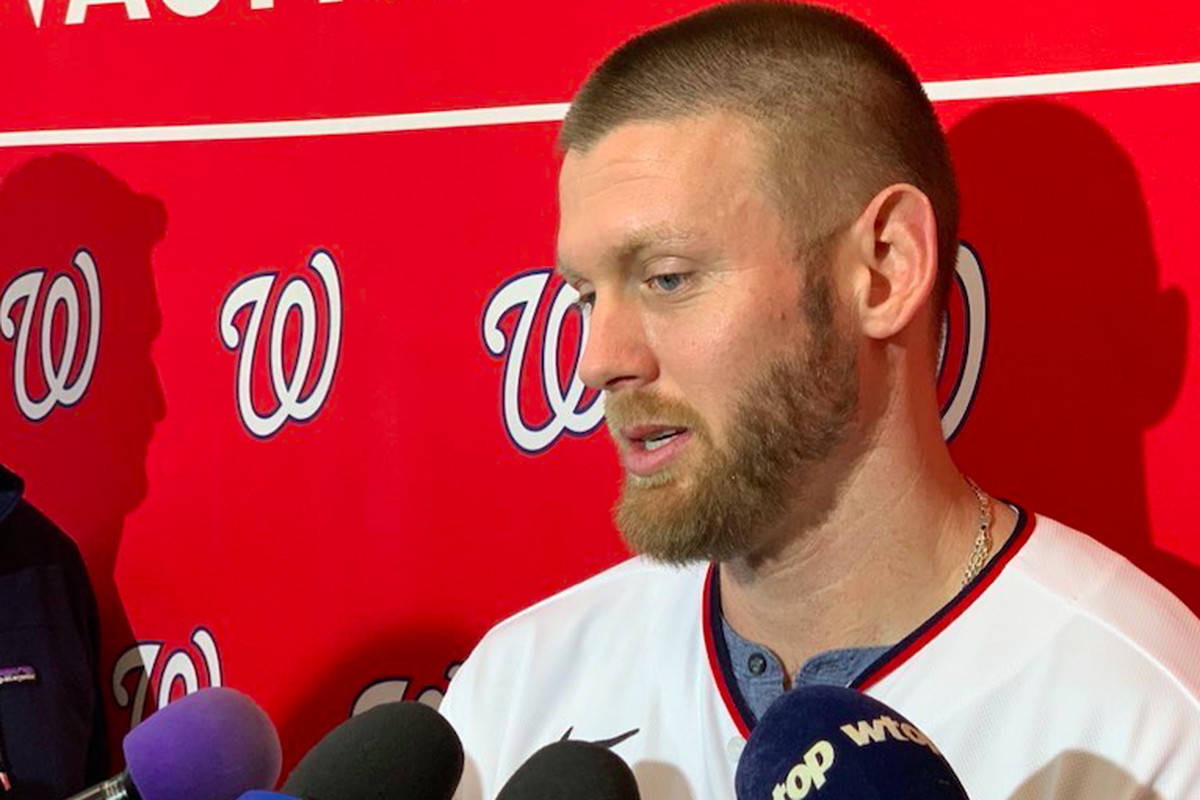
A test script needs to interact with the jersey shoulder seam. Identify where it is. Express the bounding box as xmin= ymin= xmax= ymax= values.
xmin=1013 ymin=522 xmax=1200 ymax=706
